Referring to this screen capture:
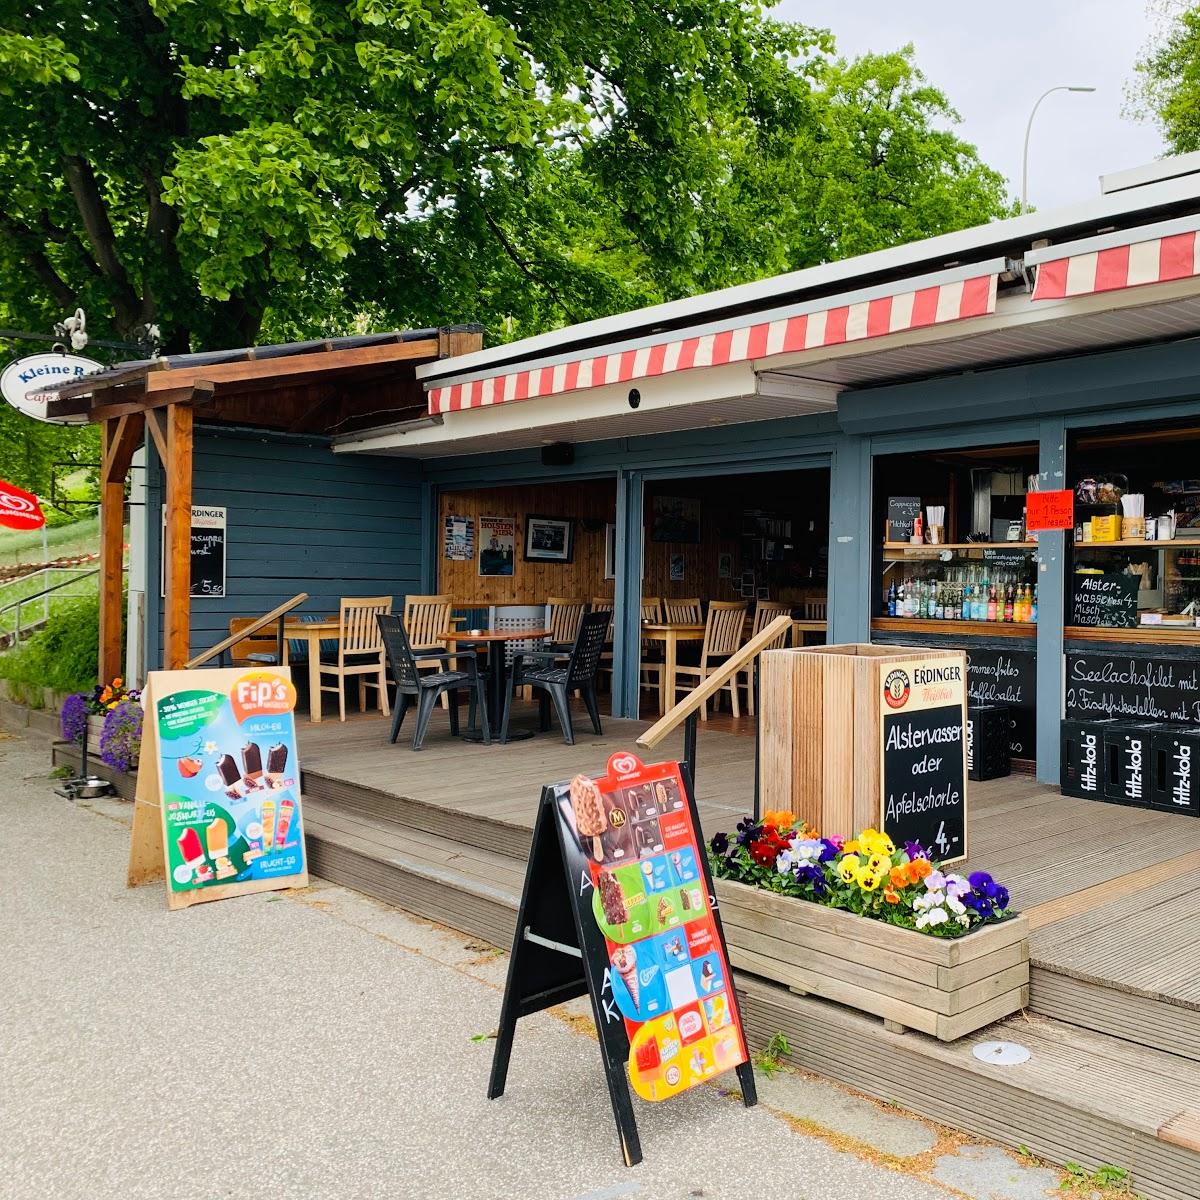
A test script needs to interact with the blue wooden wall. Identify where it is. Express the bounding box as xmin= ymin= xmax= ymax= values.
xmin=144 ymin=427 xmax=422 ymax=663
